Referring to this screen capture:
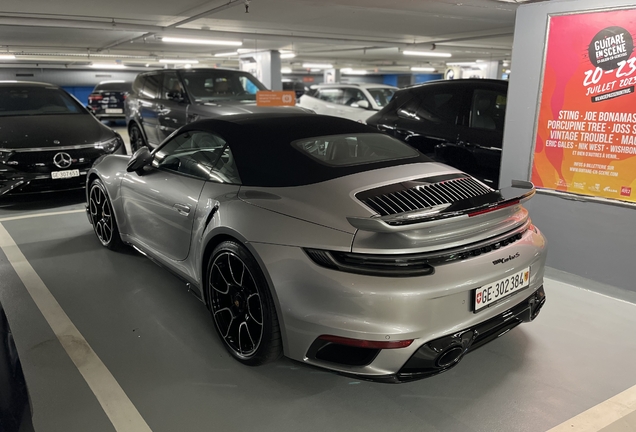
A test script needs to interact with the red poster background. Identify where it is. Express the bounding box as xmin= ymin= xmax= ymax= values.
xmin=532 ymin=9 xmax=636 ymax=203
